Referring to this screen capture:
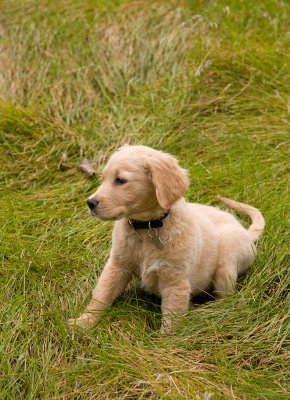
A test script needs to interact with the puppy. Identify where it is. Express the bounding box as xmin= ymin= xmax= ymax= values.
xmin=69 ymin=145 xmax=265 ymax=333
